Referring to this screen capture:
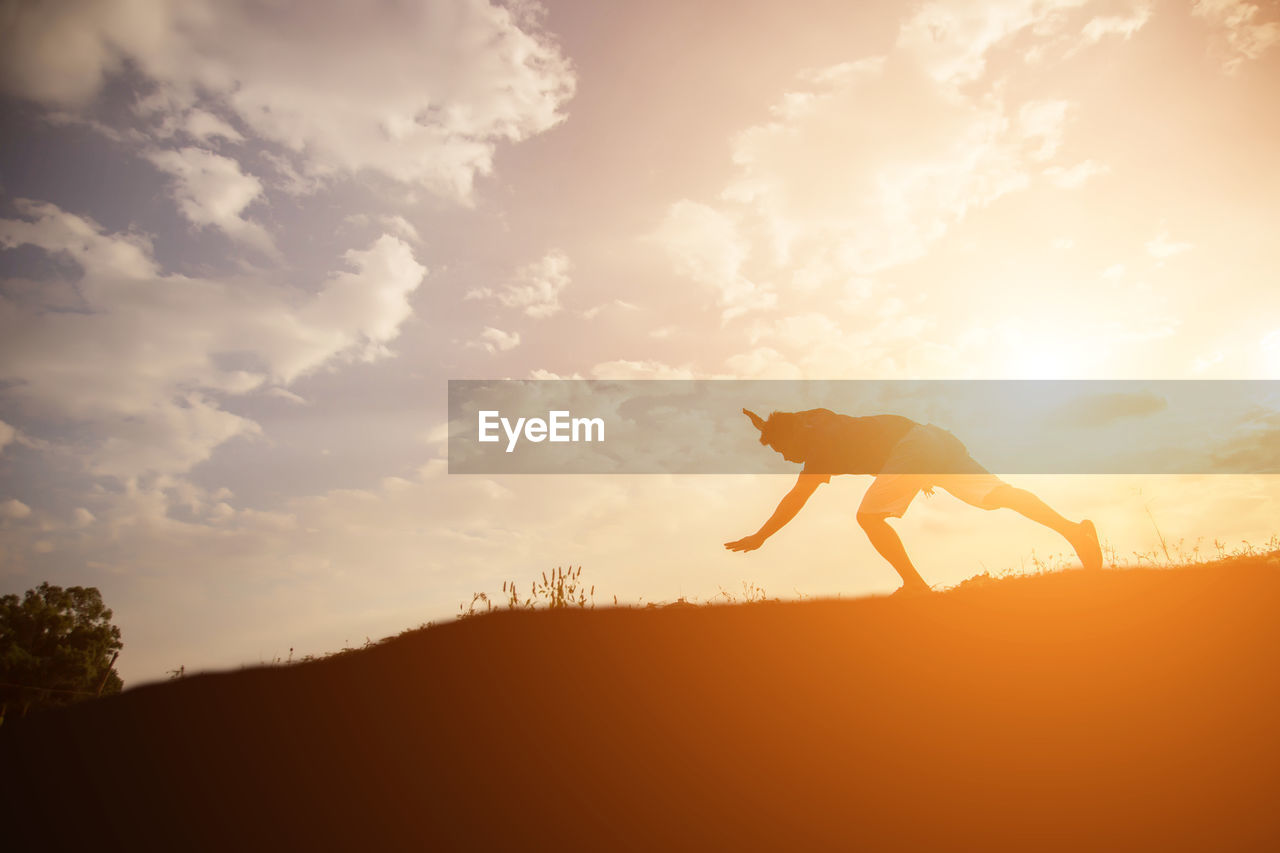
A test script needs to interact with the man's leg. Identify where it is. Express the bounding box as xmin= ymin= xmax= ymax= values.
xmin=858 ymin=474 xmax=932 ymax=593
xmin=980 ymin=483 xmax=1102 ymax=570
xmin=856 ymin=511 xmax=933 ymax=593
